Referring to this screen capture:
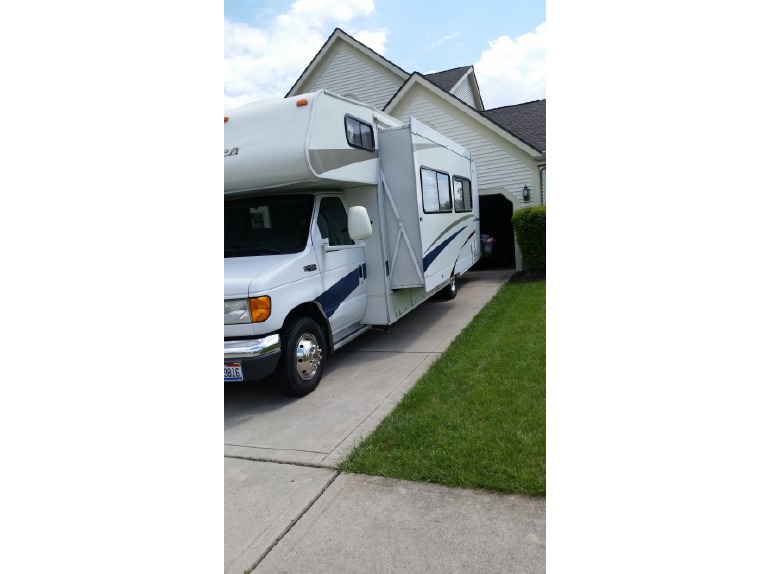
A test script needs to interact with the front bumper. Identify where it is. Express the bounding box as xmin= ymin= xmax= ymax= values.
xmin=224 ymin=334 xmax=281 ymax=382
